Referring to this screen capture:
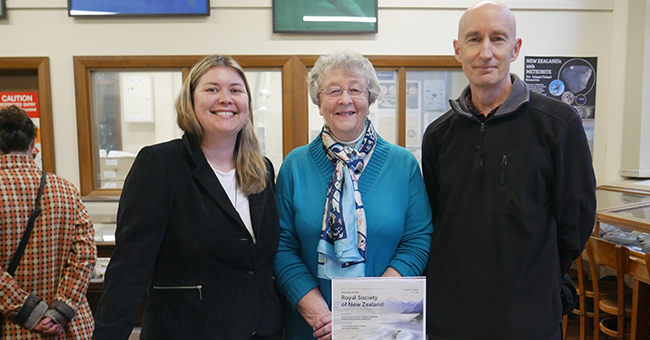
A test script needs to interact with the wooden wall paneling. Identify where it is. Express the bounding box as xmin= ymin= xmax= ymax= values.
xmin=73 ymin=57 xmax=98 ymax=197
xmin=36 ymin=58 xmax=55 ymax=172
xmin=397 ymin=67 xmax=407 ymax=147
xmin=367 ymin=56 xmax=460 ymax=68
xmin=281 ymin=56 xmax=309 ymax=155
xmin=0 ymin=70 xmax=38 ymax=89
